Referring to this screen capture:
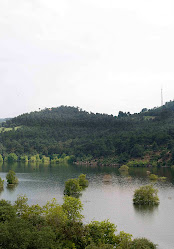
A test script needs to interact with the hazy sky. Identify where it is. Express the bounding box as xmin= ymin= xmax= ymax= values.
xmin=0 ymin=0 xmax=174 ymax=118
